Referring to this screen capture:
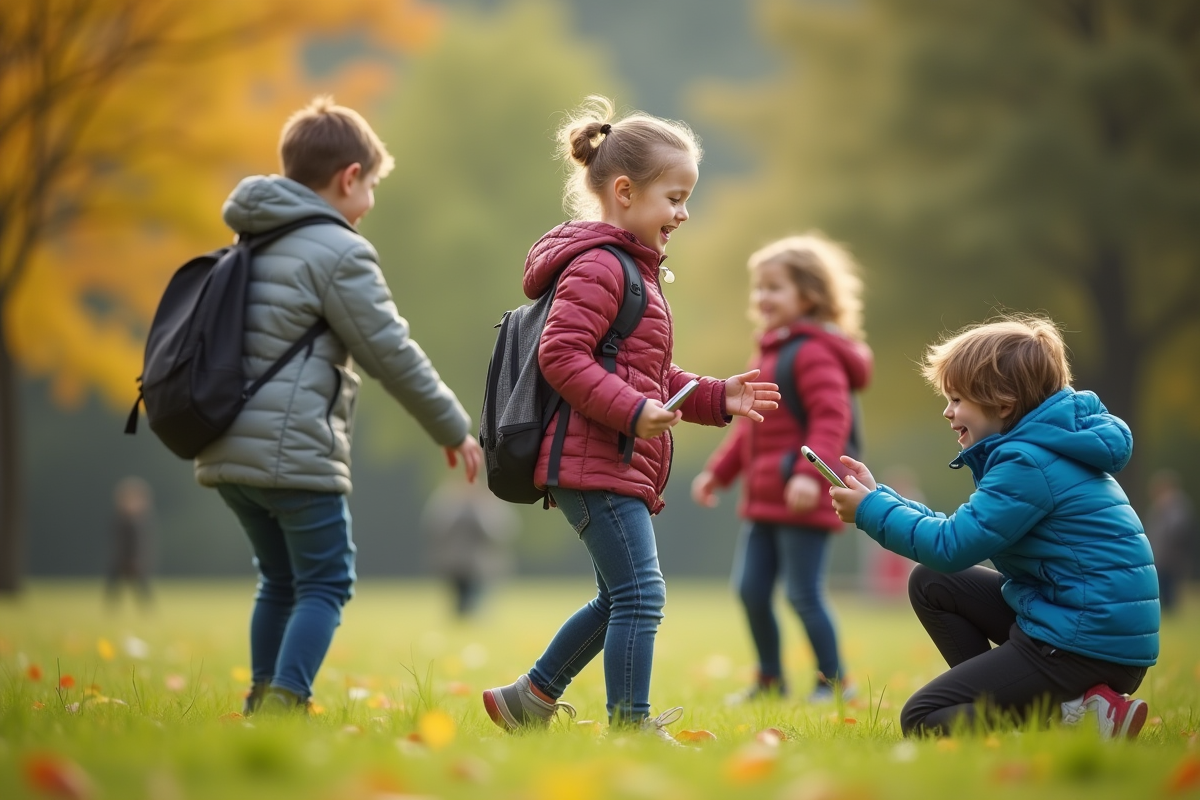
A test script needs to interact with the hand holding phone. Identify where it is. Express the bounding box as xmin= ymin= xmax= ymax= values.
xmin=801 ymin=445 xmax=847 ymax=488
xmin=663 ymin=379 xmax=699 ymax=412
